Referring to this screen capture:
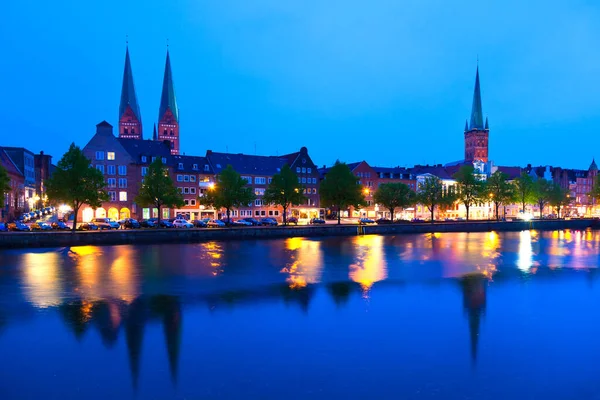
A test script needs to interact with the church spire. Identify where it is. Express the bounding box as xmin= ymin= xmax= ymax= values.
xmin=469 ymin=66 xmax=484 ymax=130
xmin=119 ymin=46 xmax=143 ymax=139
xmin=152 ymin=124 xmax=157 ymax=141
xmin=158 ymin=50 xmax=179 ymax=123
